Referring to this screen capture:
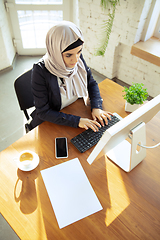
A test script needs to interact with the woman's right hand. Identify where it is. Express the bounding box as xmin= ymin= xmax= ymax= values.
xmin=78 ymin=118 xmax=101 ymax=132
